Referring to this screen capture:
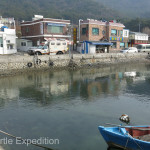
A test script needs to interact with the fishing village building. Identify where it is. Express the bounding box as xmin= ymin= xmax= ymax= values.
xmin=79 ymin=19 xmax=129 ymax=52
xmin=0 ymin=16 xmax=17 ymax=54
xmin=20 ymin=15 xmax=71 ymax=46
xmin=129 ymin=31 xmax=148 ymax=47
